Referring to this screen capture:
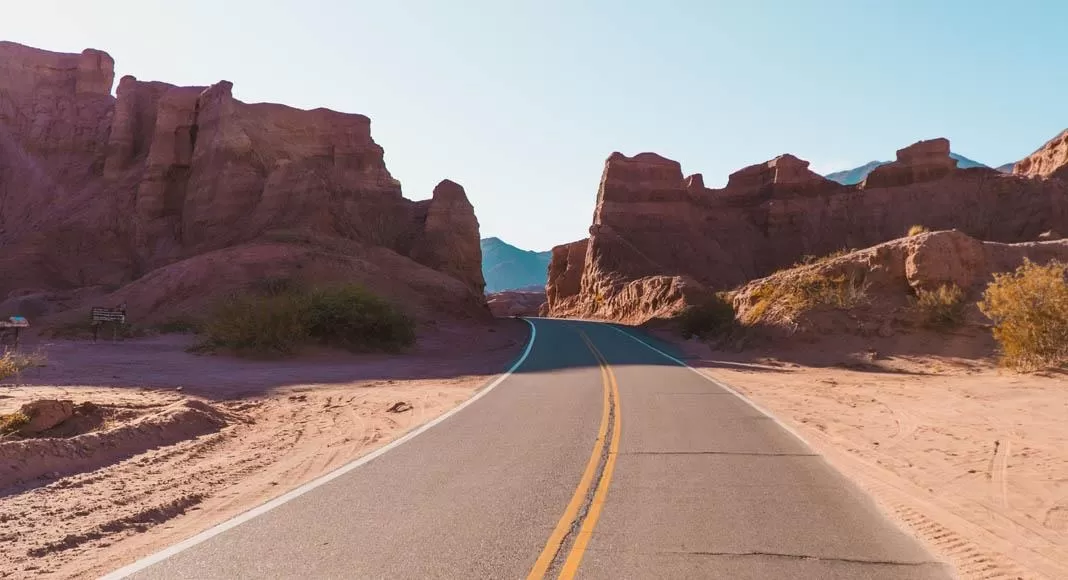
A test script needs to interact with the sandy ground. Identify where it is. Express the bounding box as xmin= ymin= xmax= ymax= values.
xmin=672 ymin=333 xmax=1068 ymax=580
xmin=0 ymin=320 xmax=528 ymax=579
